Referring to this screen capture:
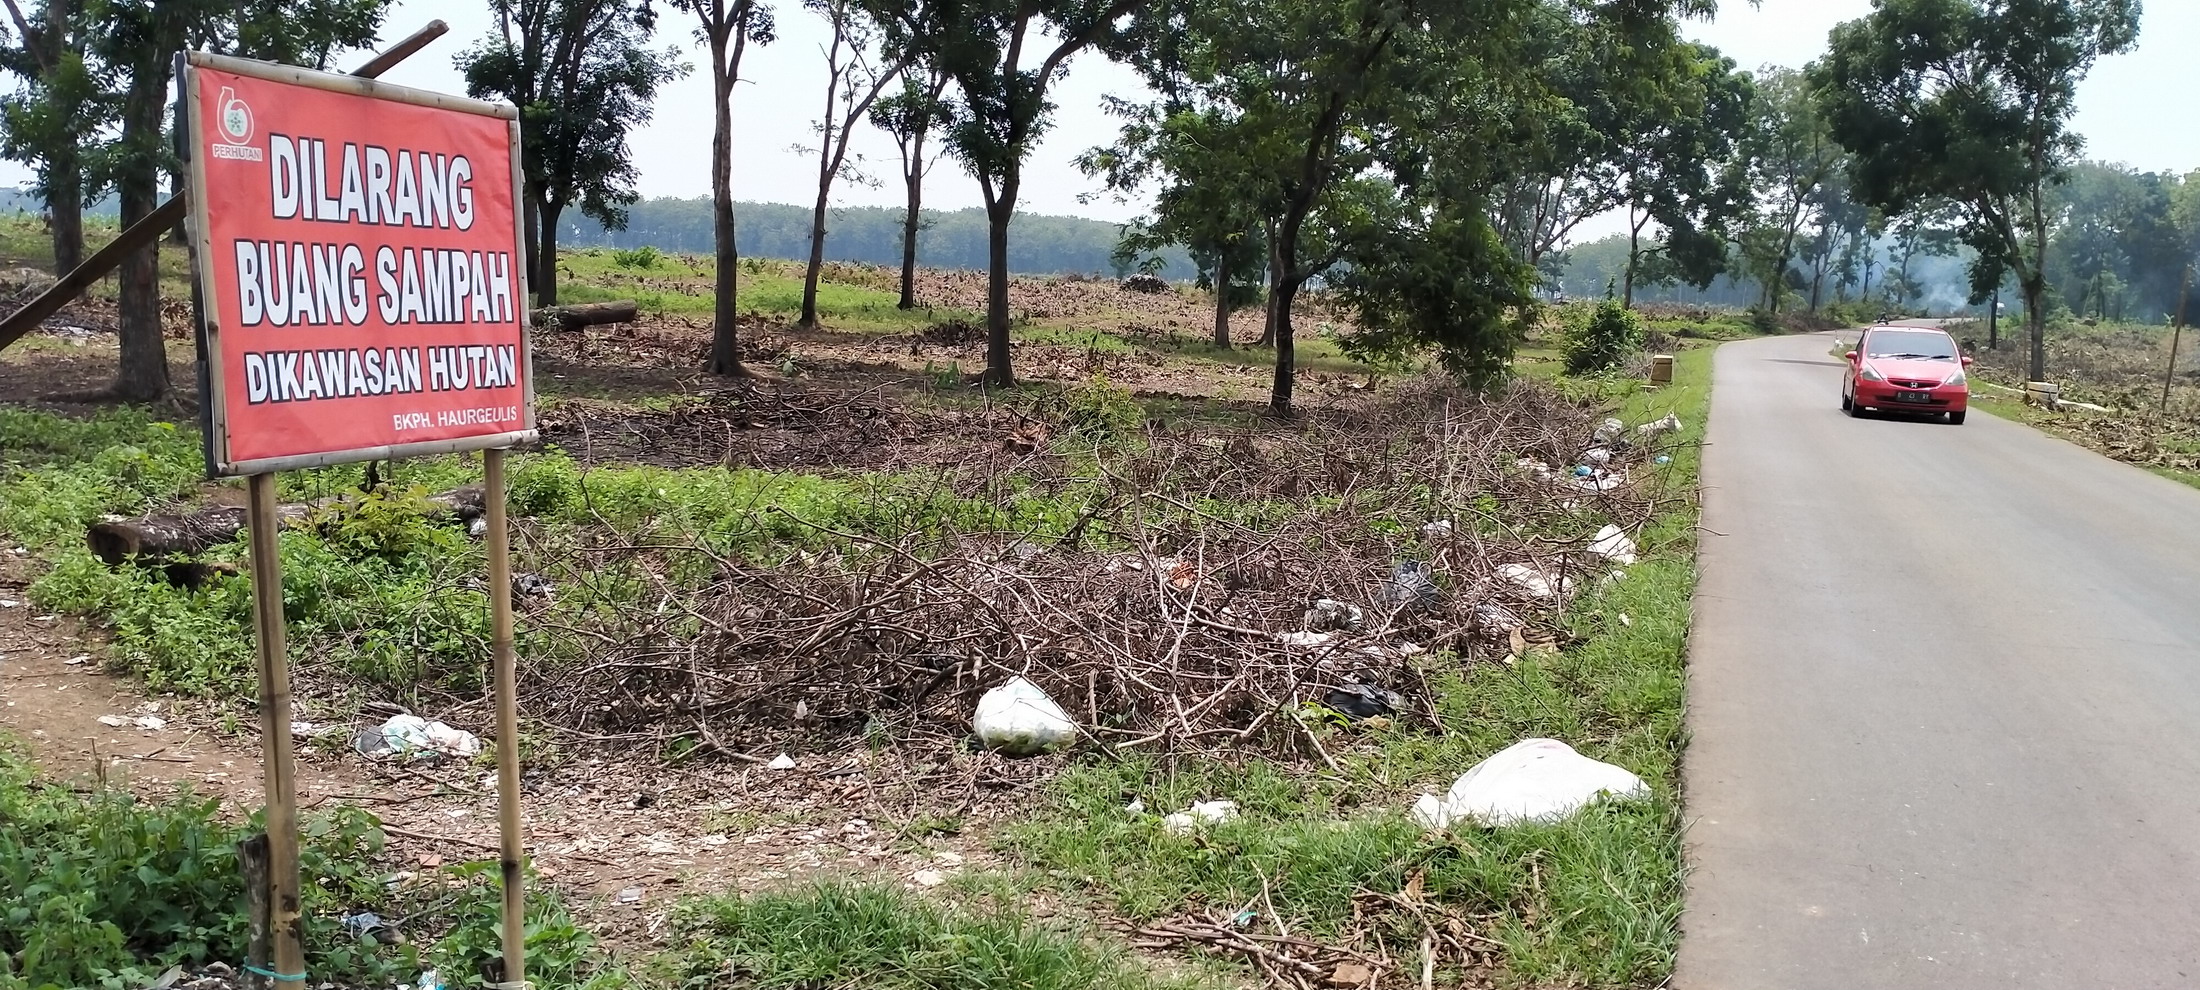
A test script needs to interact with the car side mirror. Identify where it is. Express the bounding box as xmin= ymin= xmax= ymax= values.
xmin=1844 ymin=350 xmax=1859 ymax=362
xmin=1961 ymin=355 xmax=1974 ymax=366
